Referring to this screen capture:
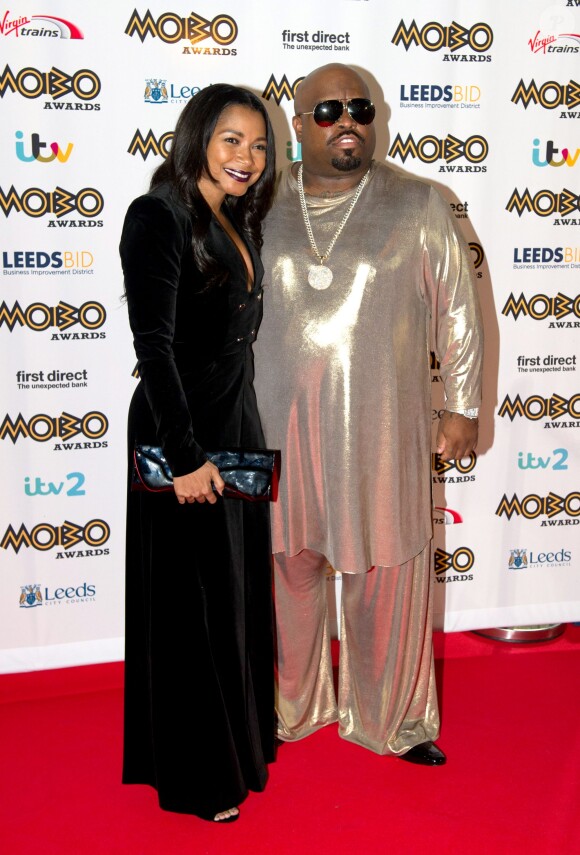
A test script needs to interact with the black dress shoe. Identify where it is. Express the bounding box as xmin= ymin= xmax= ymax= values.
xmin=399 ymin=741 xmax=446 ymax=766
